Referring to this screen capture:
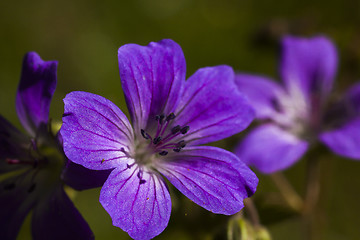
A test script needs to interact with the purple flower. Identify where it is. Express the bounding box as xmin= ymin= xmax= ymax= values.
xmin=235 ymin=36 xmax=360 ymax=174
xmin=60 ymin=39 xmax=258 ymax=239
xmin=0 ymin=52 xmax=109 ymax=240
